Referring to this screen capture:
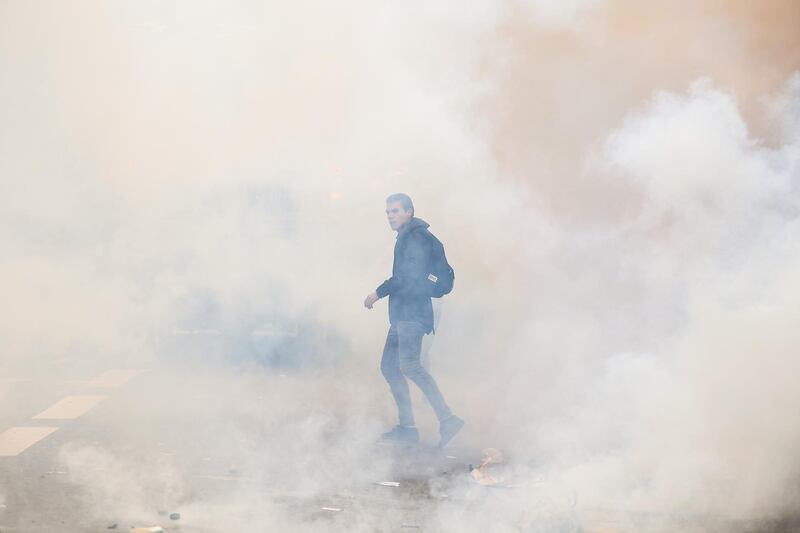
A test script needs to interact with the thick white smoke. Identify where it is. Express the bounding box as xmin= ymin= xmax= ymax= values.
xmin=1 ymin=1 xmax=798 ymax=531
